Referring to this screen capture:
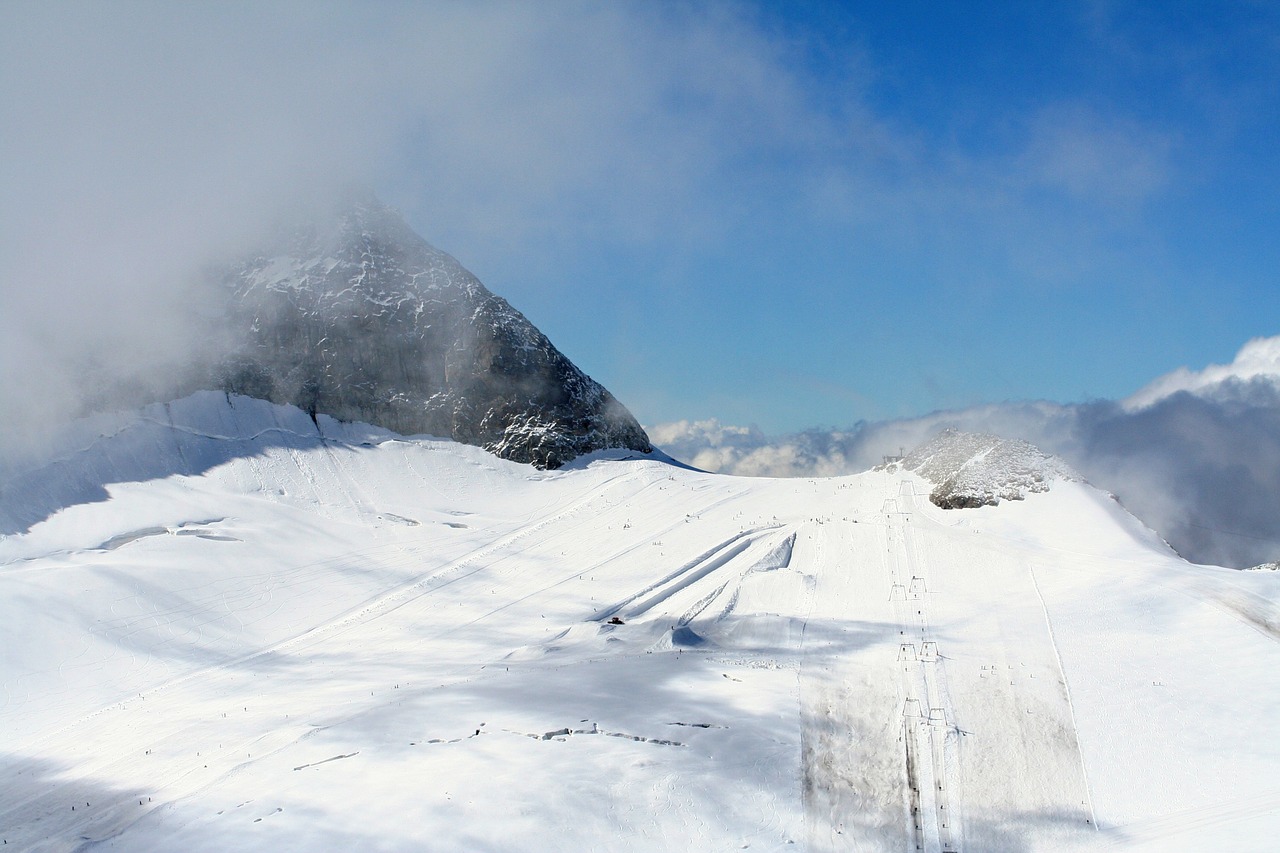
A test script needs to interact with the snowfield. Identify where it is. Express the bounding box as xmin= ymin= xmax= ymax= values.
xmin=2 ymin=393 xmax=1279 ymax=851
